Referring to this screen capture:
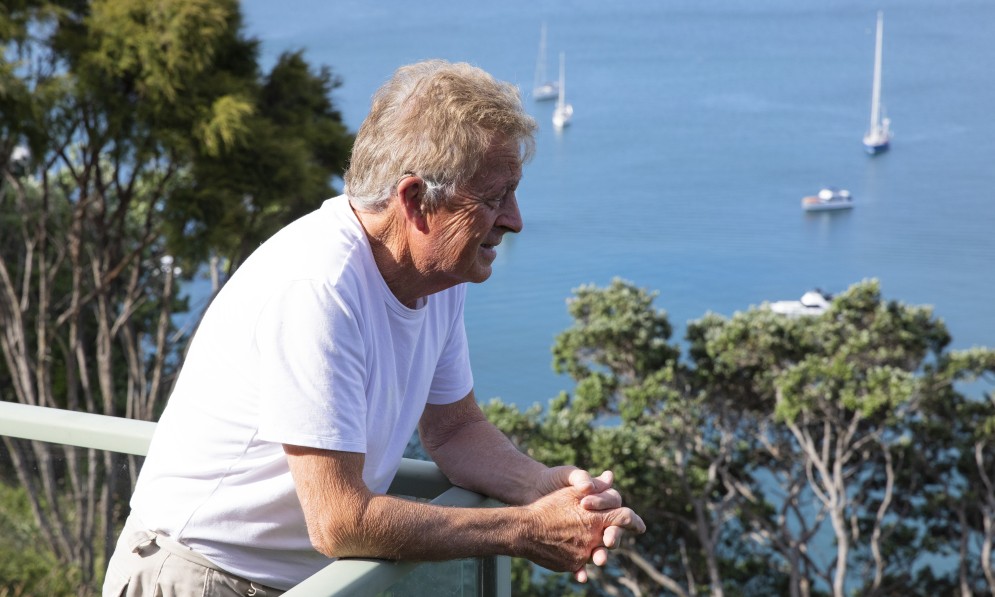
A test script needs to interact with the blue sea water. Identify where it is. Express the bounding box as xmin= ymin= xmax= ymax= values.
xmin=240 ymin=0 xmax=995 ymax=411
